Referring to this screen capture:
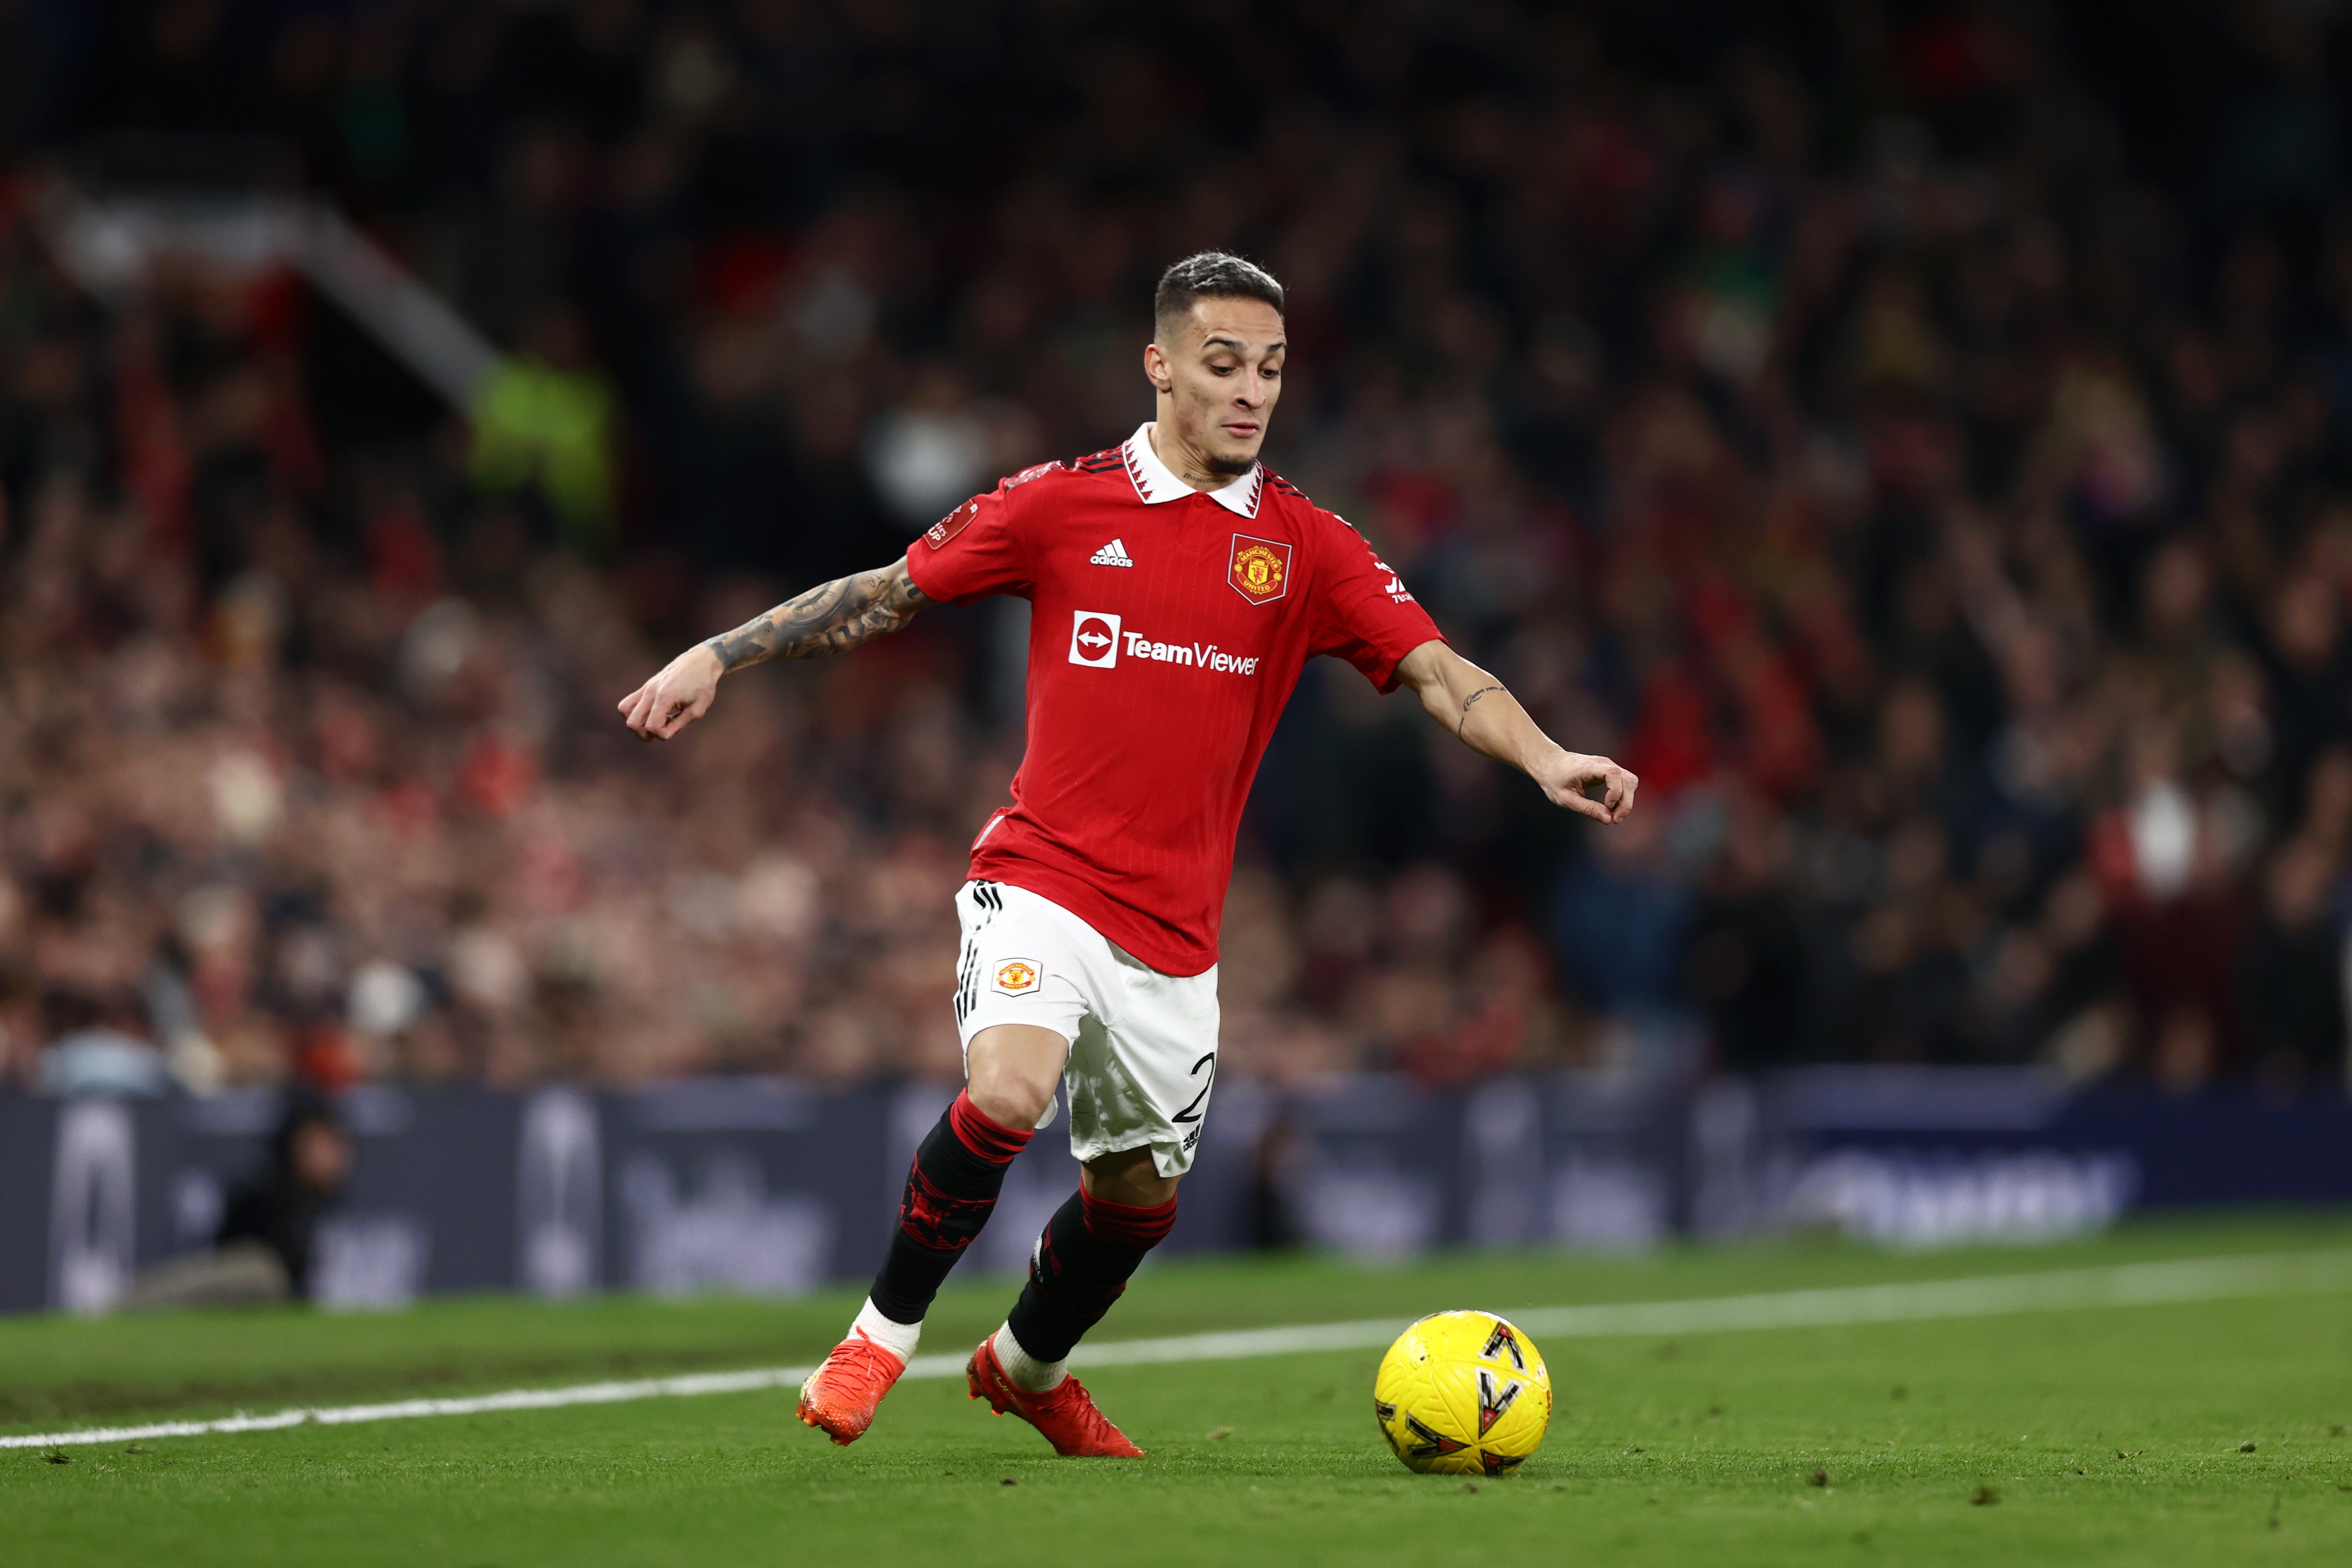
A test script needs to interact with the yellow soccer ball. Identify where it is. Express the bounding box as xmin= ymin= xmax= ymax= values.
xmin=1374 ymin=1310 xmax=1552 ymax=1476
